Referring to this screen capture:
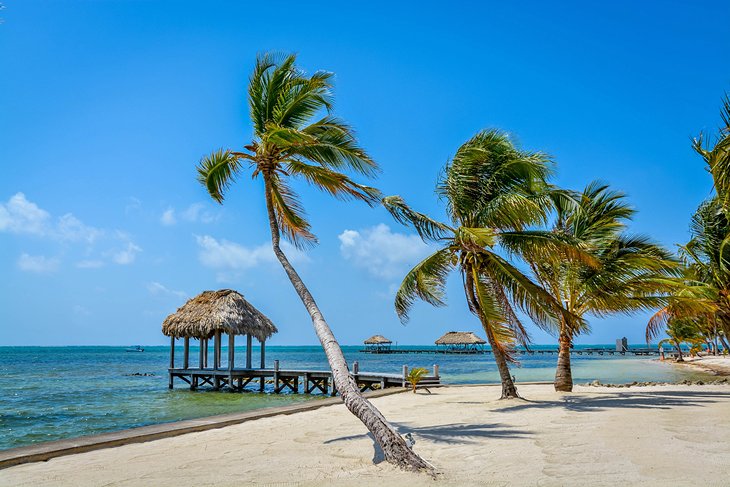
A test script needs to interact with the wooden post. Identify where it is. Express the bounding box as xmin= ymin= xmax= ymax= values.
xmin=198 ymin=338 xmax=204 ymax=369
xmin=246 ymin=333 xmax=253 ymax=369
xmin=203 ymin=338 xmax=209 ymax=368
xmin=183 ymin=337 xmax=189 ymax=369
xmin=259 ymin=339 xmax=266 ymax=392
xmin=213 ymin=331 xmax=221 ymax=370
xmin=169 ymin=336 xmax=175 ymax=368
xmin=228 ymin=334 xmax=235 ymax=390
xmin=273 ymin=360 xmax=280 ymax=393
xmin=402 ymin=365 xmax=408 ymax=388
xmin=168 ymin=336 xmax=175 ymax=390
xmin=433 ymin=364 xmax=439 ymax=378
xmin=228 ymin=334 xmax=235 ymax=370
